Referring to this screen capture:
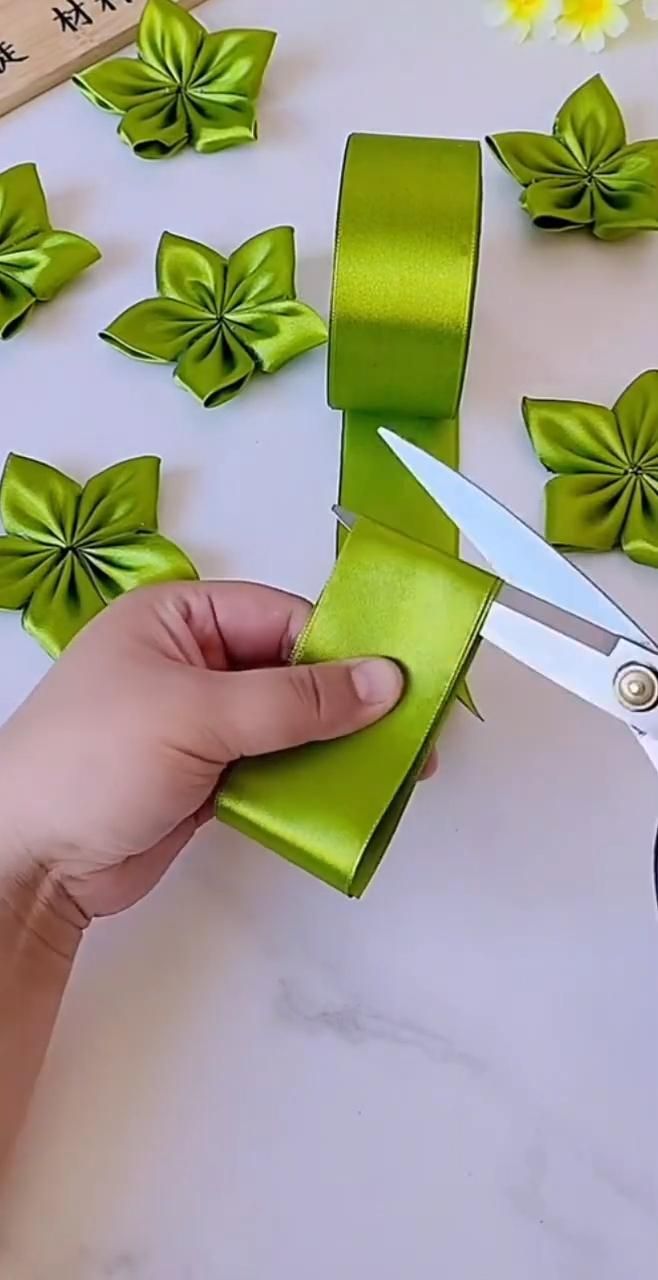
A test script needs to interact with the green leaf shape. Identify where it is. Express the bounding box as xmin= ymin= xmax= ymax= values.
xmin=100 ymin=298 xmax=213 ymax=363
xmin=174 ymin=325 xmax=255 ymax=407
xmin=0 ymin=538 xmax=58 ymax=610
xmin=487 ymin=76 xmax=658 ymax=239
xmin=157 ymin=231 xmax=226 ymax=311
xmin=485 ymin=133 xmax=579 ymax=186
xmin=74 ymin=457 xmax=161 ymax=543
xmin=189 ymin=29 xmax=276 ymax=100
xmin=555 ymin=76 xmax=626 ymax=172
xmin=524 ymin=372 xmax=658 ymax=569
xmin=0 ymin=230 xmax=101 ymax=301
xmin=0 ymin=452 xmax=197 ymax=657
xmin=225 ymin=226 xmax=296 ymax=311
xmin=102 ymin=226 xmax=328 ymax=409
xmin=74 ymin=0 xmax=276 ymax=161
xmin=24 ymin=555 xmax=108 ymax=659
xmin=0 ymin=164 xmax=100 ymax=339
xmin=83 ymin=532 xmax=198 ymax=601
xmin=72 ymin=57 xmax=170 ymax=113
xmin=184 ymin=96 xmax=257 ymax=153
xmin=0 ymin=276 xmax=35 ymax=339
xmin=138 ymin=0 xmax=206 ymax=83
xmin=120 ymin=93 xmax=189 ymax=160
xmin=228 ymin=300 xmax=331 ymax=374
xmin=0 ymin=163 xmax=50 ymax=248
xmin=1 ymin=454 xmax=81 ymax=545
